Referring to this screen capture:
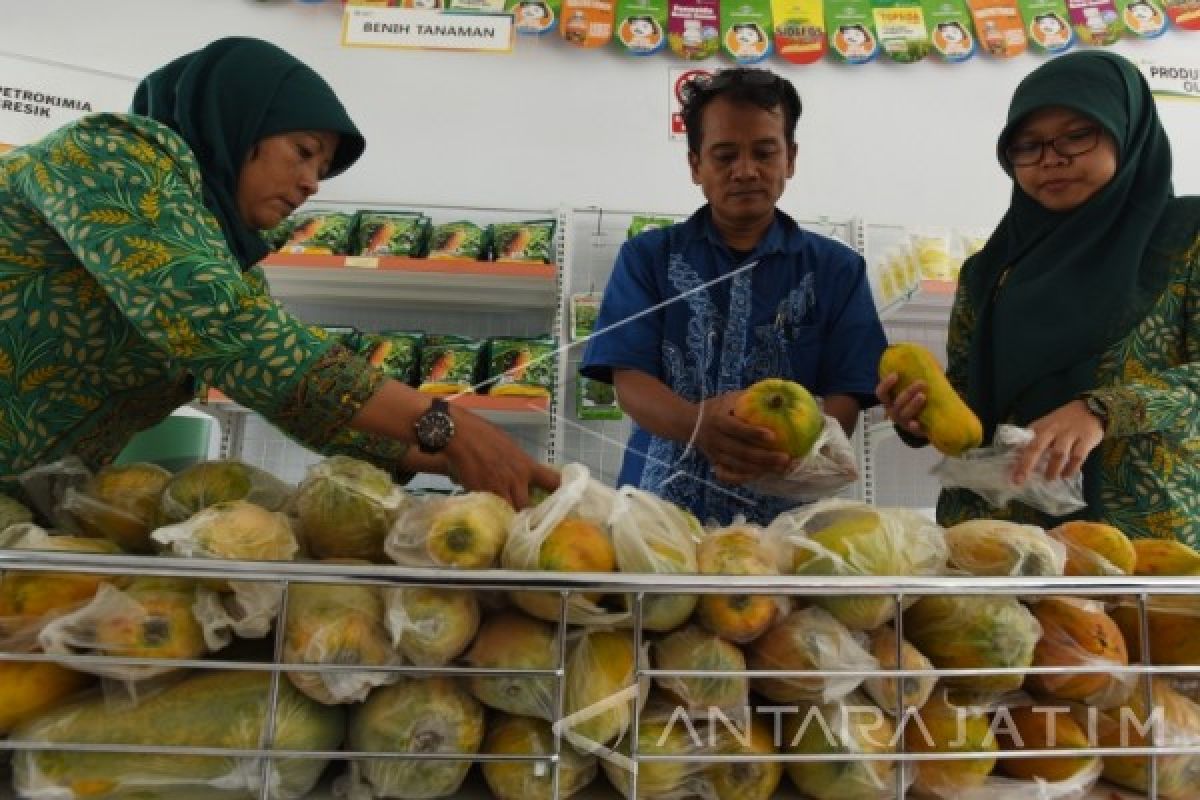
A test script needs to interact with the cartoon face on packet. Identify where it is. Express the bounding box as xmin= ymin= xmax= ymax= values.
xmin=518 ymin=0 xmax=550 ymax=23
xmin=936 ymin=21 xmax=966 ymax=43
xmin=733 ymin=23 xmax=766 ymax=54
xmin=835 ymin=22 xmax=874 ymax=56
xmin=626 ymin=14 xmax=662 ymax=44
xmin=1126 ymin=0 xmax=1161 ymax=21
